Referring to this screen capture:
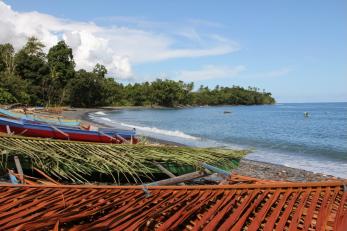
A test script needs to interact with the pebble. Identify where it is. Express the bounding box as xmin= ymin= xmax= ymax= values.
xmin=233 ymin=159 xmax=339 ymax=182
